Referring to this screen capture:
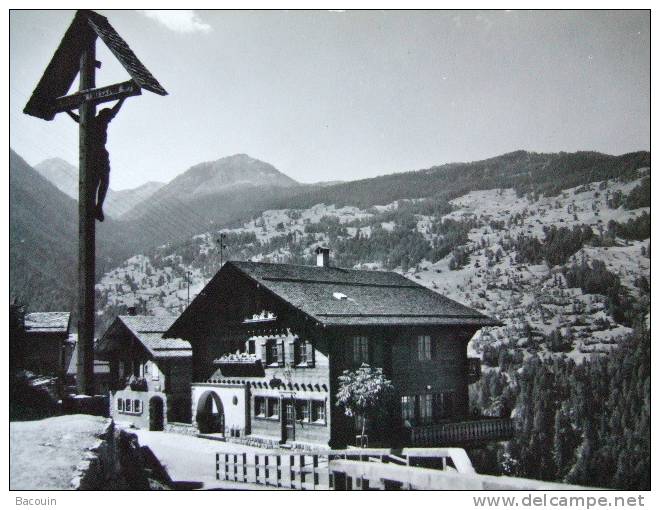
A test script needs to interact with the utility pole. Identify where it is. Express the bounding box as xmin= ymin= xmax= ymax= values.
xmin=186 ymin=270 xmax=192 ymax=307
xmin=217 ymin=233 xmax=227 ymax=268
xmin=77 ymin=30 xmax=97 ymax=395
